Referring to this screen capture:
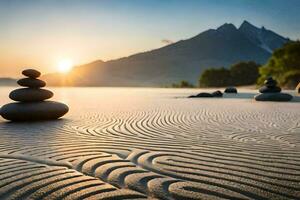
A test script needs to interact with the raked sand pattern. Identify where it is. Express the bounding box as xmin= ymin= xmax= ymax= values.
xmin=0 ymin=87 xmax=300 ymax=200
